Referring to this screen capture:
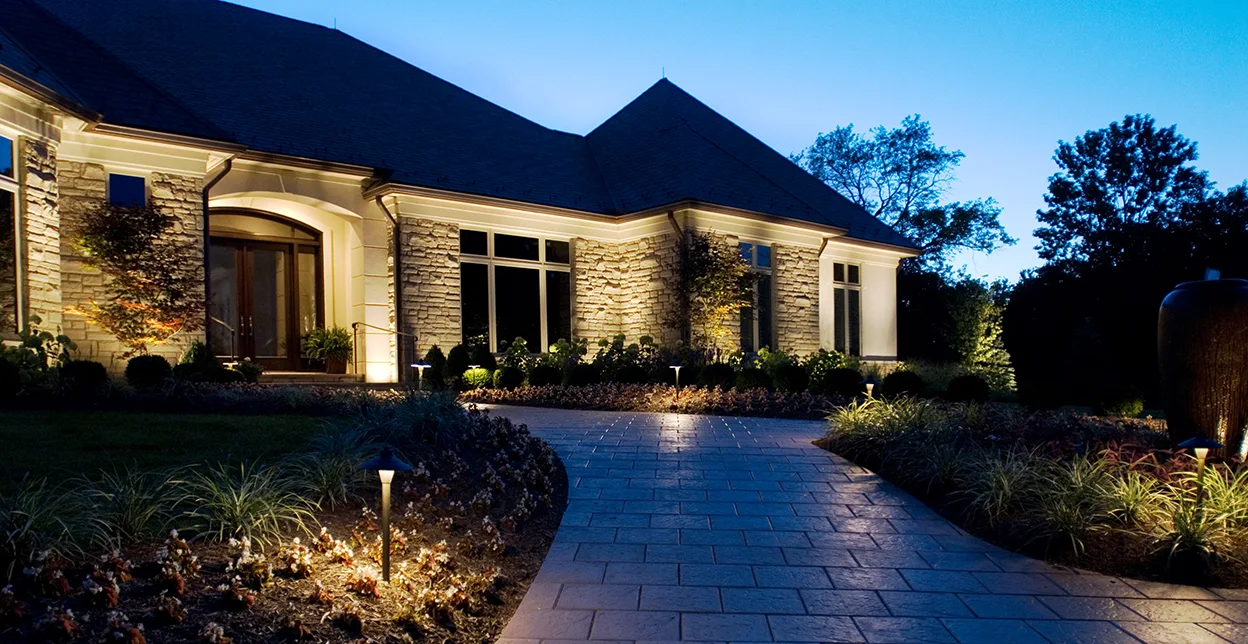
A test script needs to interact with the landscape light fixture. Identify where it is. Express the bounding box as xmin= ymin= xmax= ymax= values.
xmin=670 ymin=365 xmax=682 ymax=400
xmin=861 ymin=374 xmax=881 ymax=399
xmin=410 ymin=362 xmax=431 ymax=390
xmin=1178 ymin=435 xmax=1224 ymax=507
xmin=360 ymin=447 xmax=412 ymax=582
